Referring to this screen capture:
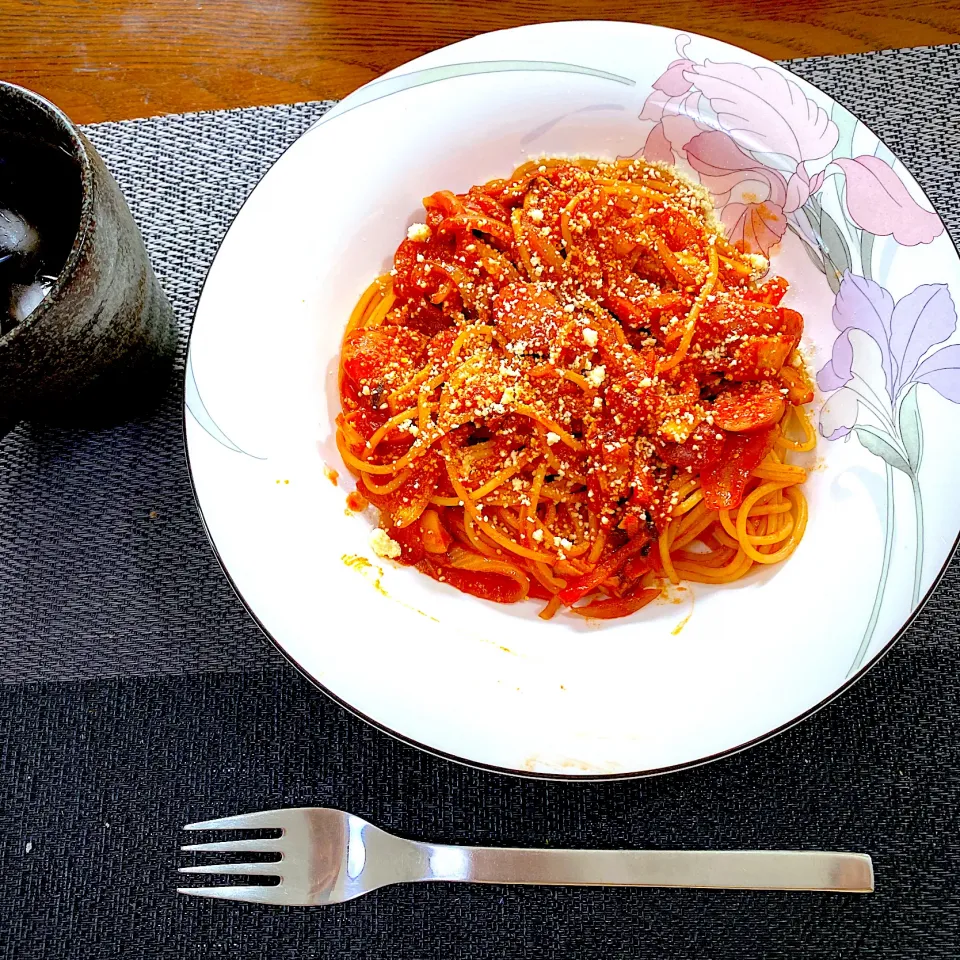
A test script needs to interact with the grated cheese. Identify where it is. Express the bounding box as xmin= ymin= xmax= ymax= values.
xmin=369 ymin=529 xmax=402 ymax=560
xmin=407 ymin=222 xmax=431 ymax=242
xmin=585 ymin=364 xmax=606 ymax=388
